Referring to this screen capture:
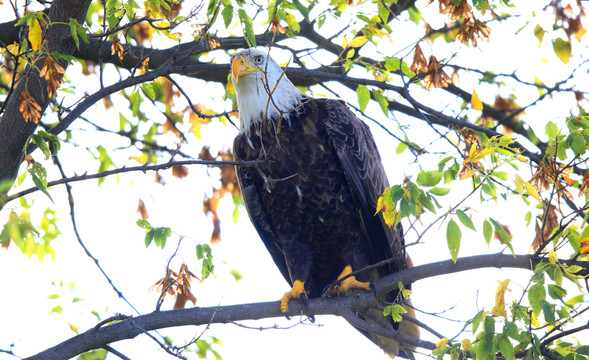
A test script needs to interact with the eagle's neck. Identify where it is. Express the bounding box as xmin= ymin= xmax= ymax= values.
xmin=234 ymin=68 xmax=304 ymax=135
